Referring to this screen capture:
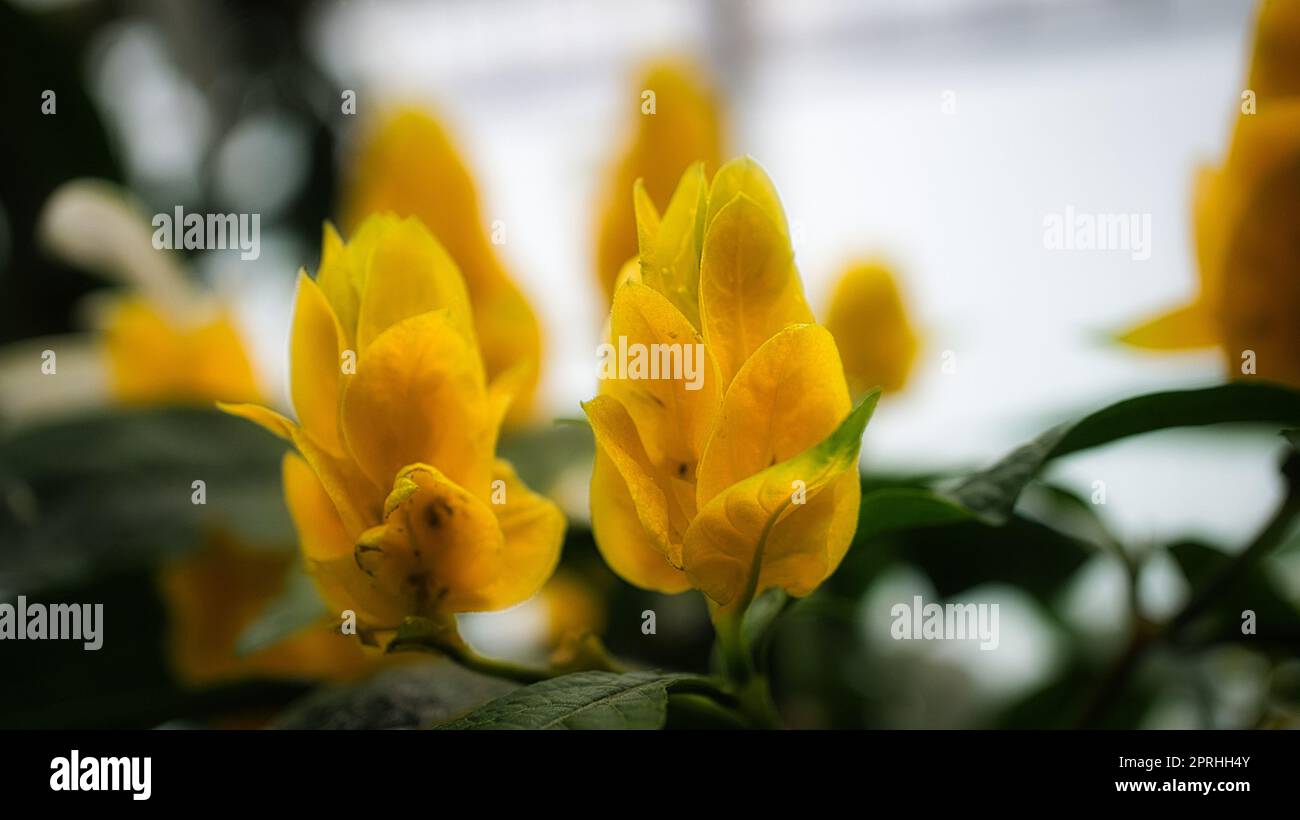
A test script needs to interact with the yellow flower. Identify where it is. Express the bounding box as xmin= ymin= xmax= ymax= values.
xmin=102 ymin=297 xmax=261 ymax=405
xmin=98 ymin=299 xmax=376 ymax=685
xmin=159 ymin=535 xmax=374 ymax=685
xmin=1119 ymin=0 xmax=1300 ymax=387
xmin=822 ymin=260 xmax=920 ymax=395
xmin=594 ymin=61 xmax=723 ymax=304
xmin=540 ymin=569 xmax=606 ymax=647
xmin=585 ymin=158 xmax=876 ymax=609
xmin=222 ymin=214 xmax=564 ymax=635
xmin=342 ymin=108 xmax=543 ymax=426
